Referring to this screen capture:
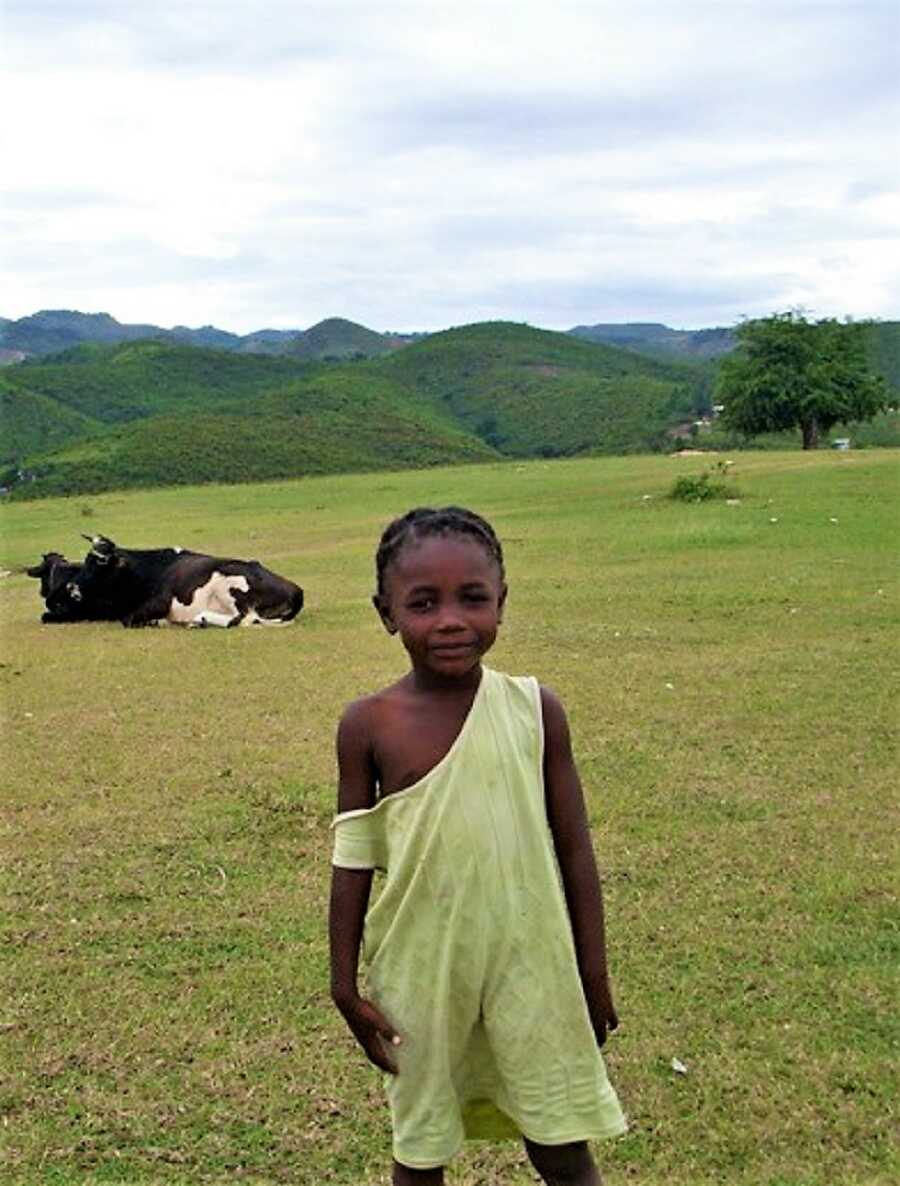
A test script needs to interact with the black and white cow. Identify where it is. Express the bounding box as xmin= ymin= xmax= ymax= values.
xmin=26 ymin=552 xmax=119 ymax=623
xmin=72 ymin=535 xmax=304 ymax=628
